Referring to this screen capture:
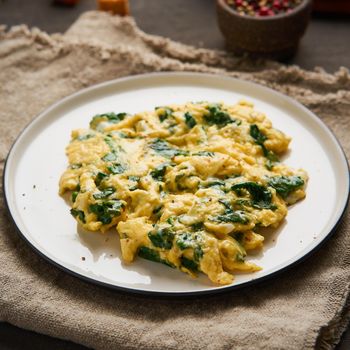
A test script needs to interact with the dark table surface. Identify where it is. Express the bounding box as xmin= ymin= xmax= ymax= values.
xmin=0 ymin=0 xmax=349 ymax=349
